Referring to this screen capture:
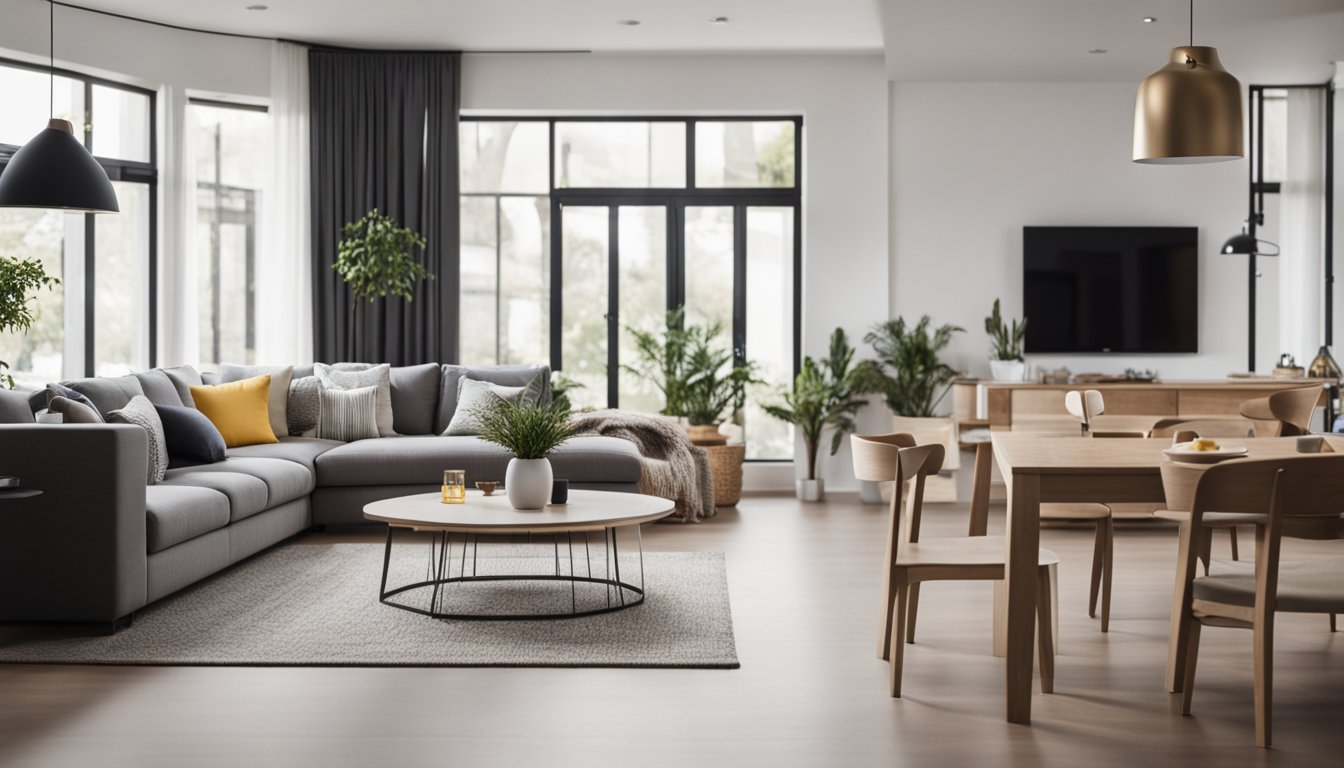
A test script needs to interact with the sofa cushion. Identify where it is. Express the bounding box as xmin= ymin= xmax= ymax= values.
xmin=444 ymin=377 xmax=530 ymax=436
xmin=0 ymin=390 xmax=38 ymax=424
xmin=314 ymin=434 xmax=641 ymax=487
xmin=219 ymin=364 xmax=294 ymax=439
xmin=162 ymin=456 xmax=313 ymax=522
xmin=49 ymin=395 xmax=103 ymax=424
xmin=287 ymin=376 xmax=322 ymax=436
xmin=191 ymin=375 xmax=280 ymax=448
xmin=155 ymin=403 xmax=227 ymax=467
xmin=315 ymin=363 xmax=395 ymax=437
xmin=434 ymin=365 xmax=549 ymax=434
xmin=61 ymin=374 xmax=144 ymax=417
xmin=132 ymin=369 xmax=186 ymax=407
xmin=159 ymin=365 xmax=204 ymax=407
xmin=145 ymin=484 xmax=230 ymax=553
xmin=390 ymin=363 xmax=441 ymax=435
xmin=108 ymin=395 xmax=169 ymax=484
xmin=227 ymin=437 xmax=343 ymax=472
xmin=318 ymin=385 xmax=380 ymax=442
